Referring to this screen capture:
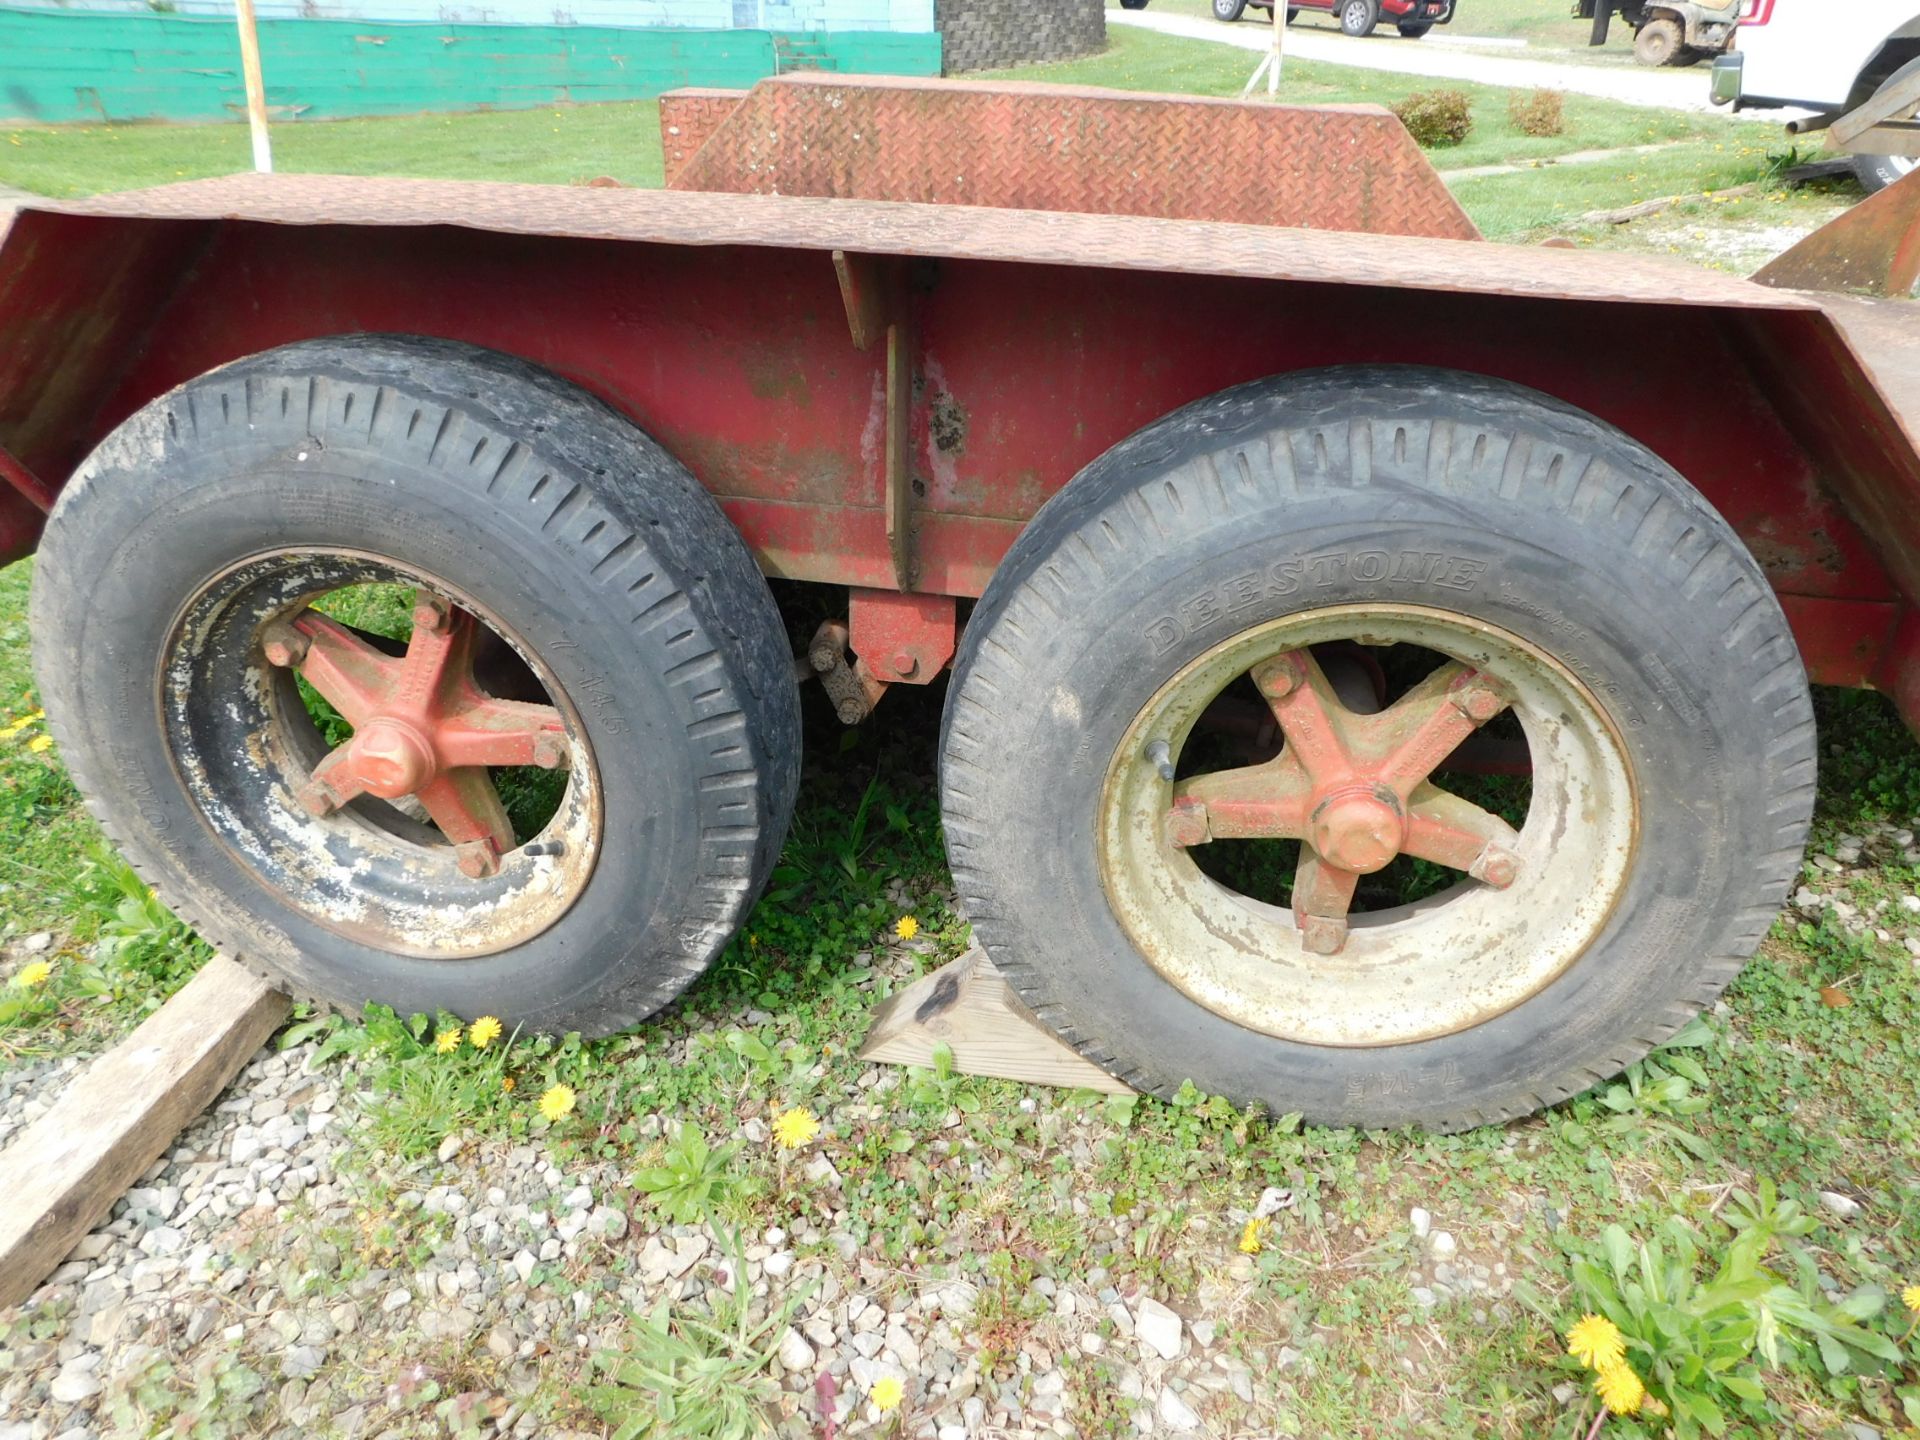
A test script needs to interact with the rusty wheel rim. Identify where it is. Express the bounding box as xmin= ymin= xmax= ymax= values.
xmin=1098 ymin=605 xmax=1638 ymax=1047
xmin=162 ymin=549 xmax=602 ymax=959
